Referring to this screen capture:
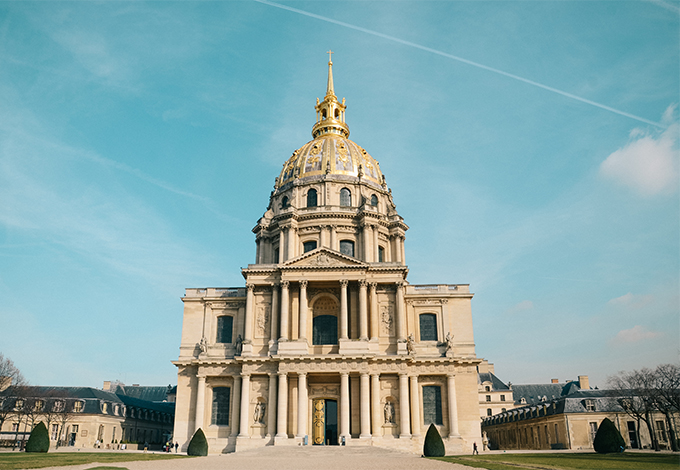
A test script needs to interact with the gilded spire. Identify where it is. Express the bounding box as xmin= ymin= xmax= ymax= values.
xmin=326 ymin=49 xmax=335 ymax=97
xmin=313 ymin=51 xmax=349 ymax=139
